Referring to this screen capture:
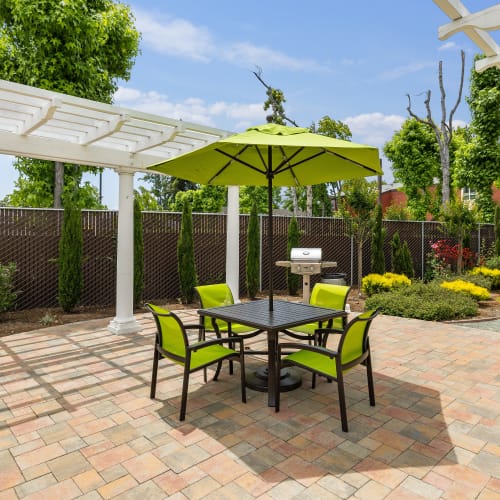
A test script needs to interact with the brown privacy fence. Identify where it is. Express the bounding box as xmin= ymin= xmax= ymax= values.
xmin=0 ymin=207 xmax=495 ymax=310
